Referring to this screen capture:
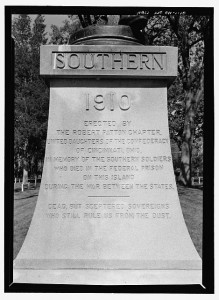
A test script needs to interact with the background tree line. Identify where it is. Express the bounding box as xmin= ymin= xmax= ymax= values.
xmin=12 ymin=13 xmax=209 ymax=186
